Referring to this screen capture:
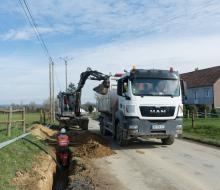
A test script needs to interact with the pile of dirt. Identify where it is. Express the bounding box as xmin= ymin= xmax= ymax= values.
xmin=73 ymin=132 xmax=115 ymax=159
xmin=29 ymin=124 xmax=57 ymax=139
xmin=12 ymin=154 xmax=56 ymax=190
